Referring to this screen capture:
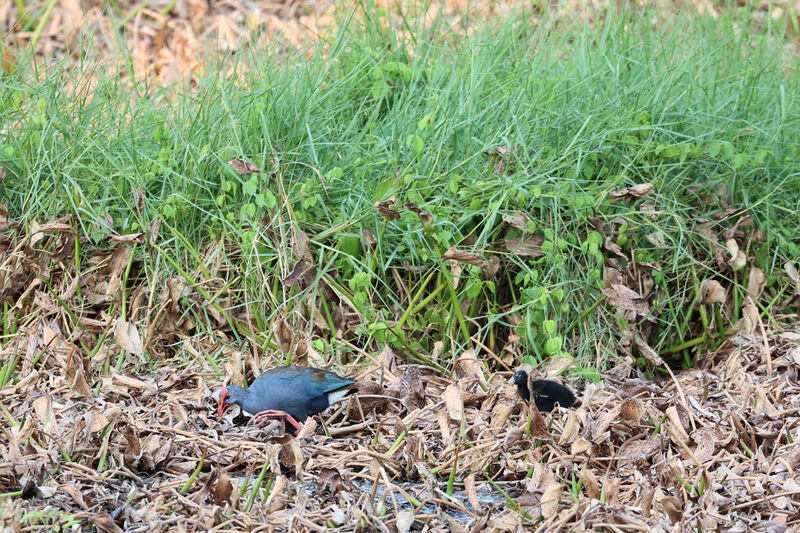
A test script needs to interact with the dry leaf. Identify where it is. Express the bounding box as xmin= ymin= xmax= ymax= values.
xmin=88 ymin=412 xmax=110 ymax=433
xmin=362 ymin=228 xmax=377 ymax=249
xmin=32 ymin=394 xmax=54 ymax=432
xmin=502 ymin=213 xmax=529 ymax=232
xmin=291 ymin=229 xmax=312 ymax=262
xmin=319 ymin=468 xmax=350 ymax=494
xmin=665 ymin=406 xmax=690 ymax=443
xmin=31 ymin=216 xmax=72 ymax=236
xmin=282 ymin=259 xmax=313 ymax=287
xmin=739 ymin=299 xmax=760 ymax=335
xmin=725 ymin=238 xmax=746 ymax=270
xmin=609 ymin=183 xmax=654 ymax=202
xmin=149 ymin=217 xmax=162 ymax=244
xmin=785 ymin=262 xmax=799 ymax=294
xmin=133 ymin=187 xmax=146 ymax=213
xmin=112 ymin=373 xmax=157 ymax=392
xmin=374 ymin=199 xmax=400 ymax=220
xmin=278 ymin=438 xmax=304 ymax=475
xmin=503 ymin=235 xmax=544 ymax=257
xmin=559 ymin=412 xmax=580 ymax=445
xmin=436 ymin=409 xmax=452 ymax=446
xmin=747 ymin=266 xmax=766 ymax=300
xmin=633 ymin=336 xmax=665 ymax=367
xmin=571 ymin=438 xmax=592 ymax=455
xmin=490 ymin=402 xmax=515 ymax=429
xmin=691 ymin=427 xmax=716 ymax=463
xmin=540 ymin=480 xmax=562 ymax=518
xmin=387 ymin=368 xmax=426 ymax=410
xmin=659 ymin=495 xmax=683 ymax=524
xmin=454 ymin=349 xmax=487 ymax=387
xmin=699 ymin=279 xmax=726 ymax=305
xmin=60 ymin=484 xmax=88 ymax=509
xmin=376 ymin=343 xmax=398 ymax=376
xmin=529 ymin=404 xmax=549 ymax=439
xmin=108 ymin=232 xmax=145 ymax=244
xmin=228 ymin=158 xmax=260 ymax=174
xmin=602 ymin=283 xmax=649 ymax=316
xmin=591 ymin=405 xmax=622 ymax=441
xmin=267 ymin=475 xmax=289 ymax=513
xmin=544 ymin=356 xmax=574 ymax=377
xmin=484 ymin=145 xmax=516 ymax=175
xmin=484 ymin=146 xmax=512 ymax=158
xmin=696 ymin=220 xmax=728 ymax=270
xmin=90 ymin=511 xmax=122 ymax=533
xmin=645 ymin=231 xmax=667 ymax=247
xmin=464 ymin=473 xmax=483 ymax=514
xmin=490 ymin=511 xmax=522 ymax=531
xmin=579 ymin=469 xmax=600 ymax=499
xmin=0 ymin=48 xmax=13 ymax=74
xmin=443 ymin=384 xmax=464 ymax=421
xmin=396 ymin=510 xmax=414 ymax=533
xmin=65 ymin=354 xmax=91 ymax=397
xmin=272 ymin=318 xmax=294 ymax=355
xmin=618 ymin=435 xmax=662 ymax=459
xmin=604 ymin=235 xmax=625 ymax=257
xmin=114 ymin=318 xmax=144 ymax=357
xmin=404 ymin=203 xmax=433 ymax=225
xmin=620 ymin=398 xmax=643 ymax=423
xmin=442 ymin=246 xmax=492 ymax=276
